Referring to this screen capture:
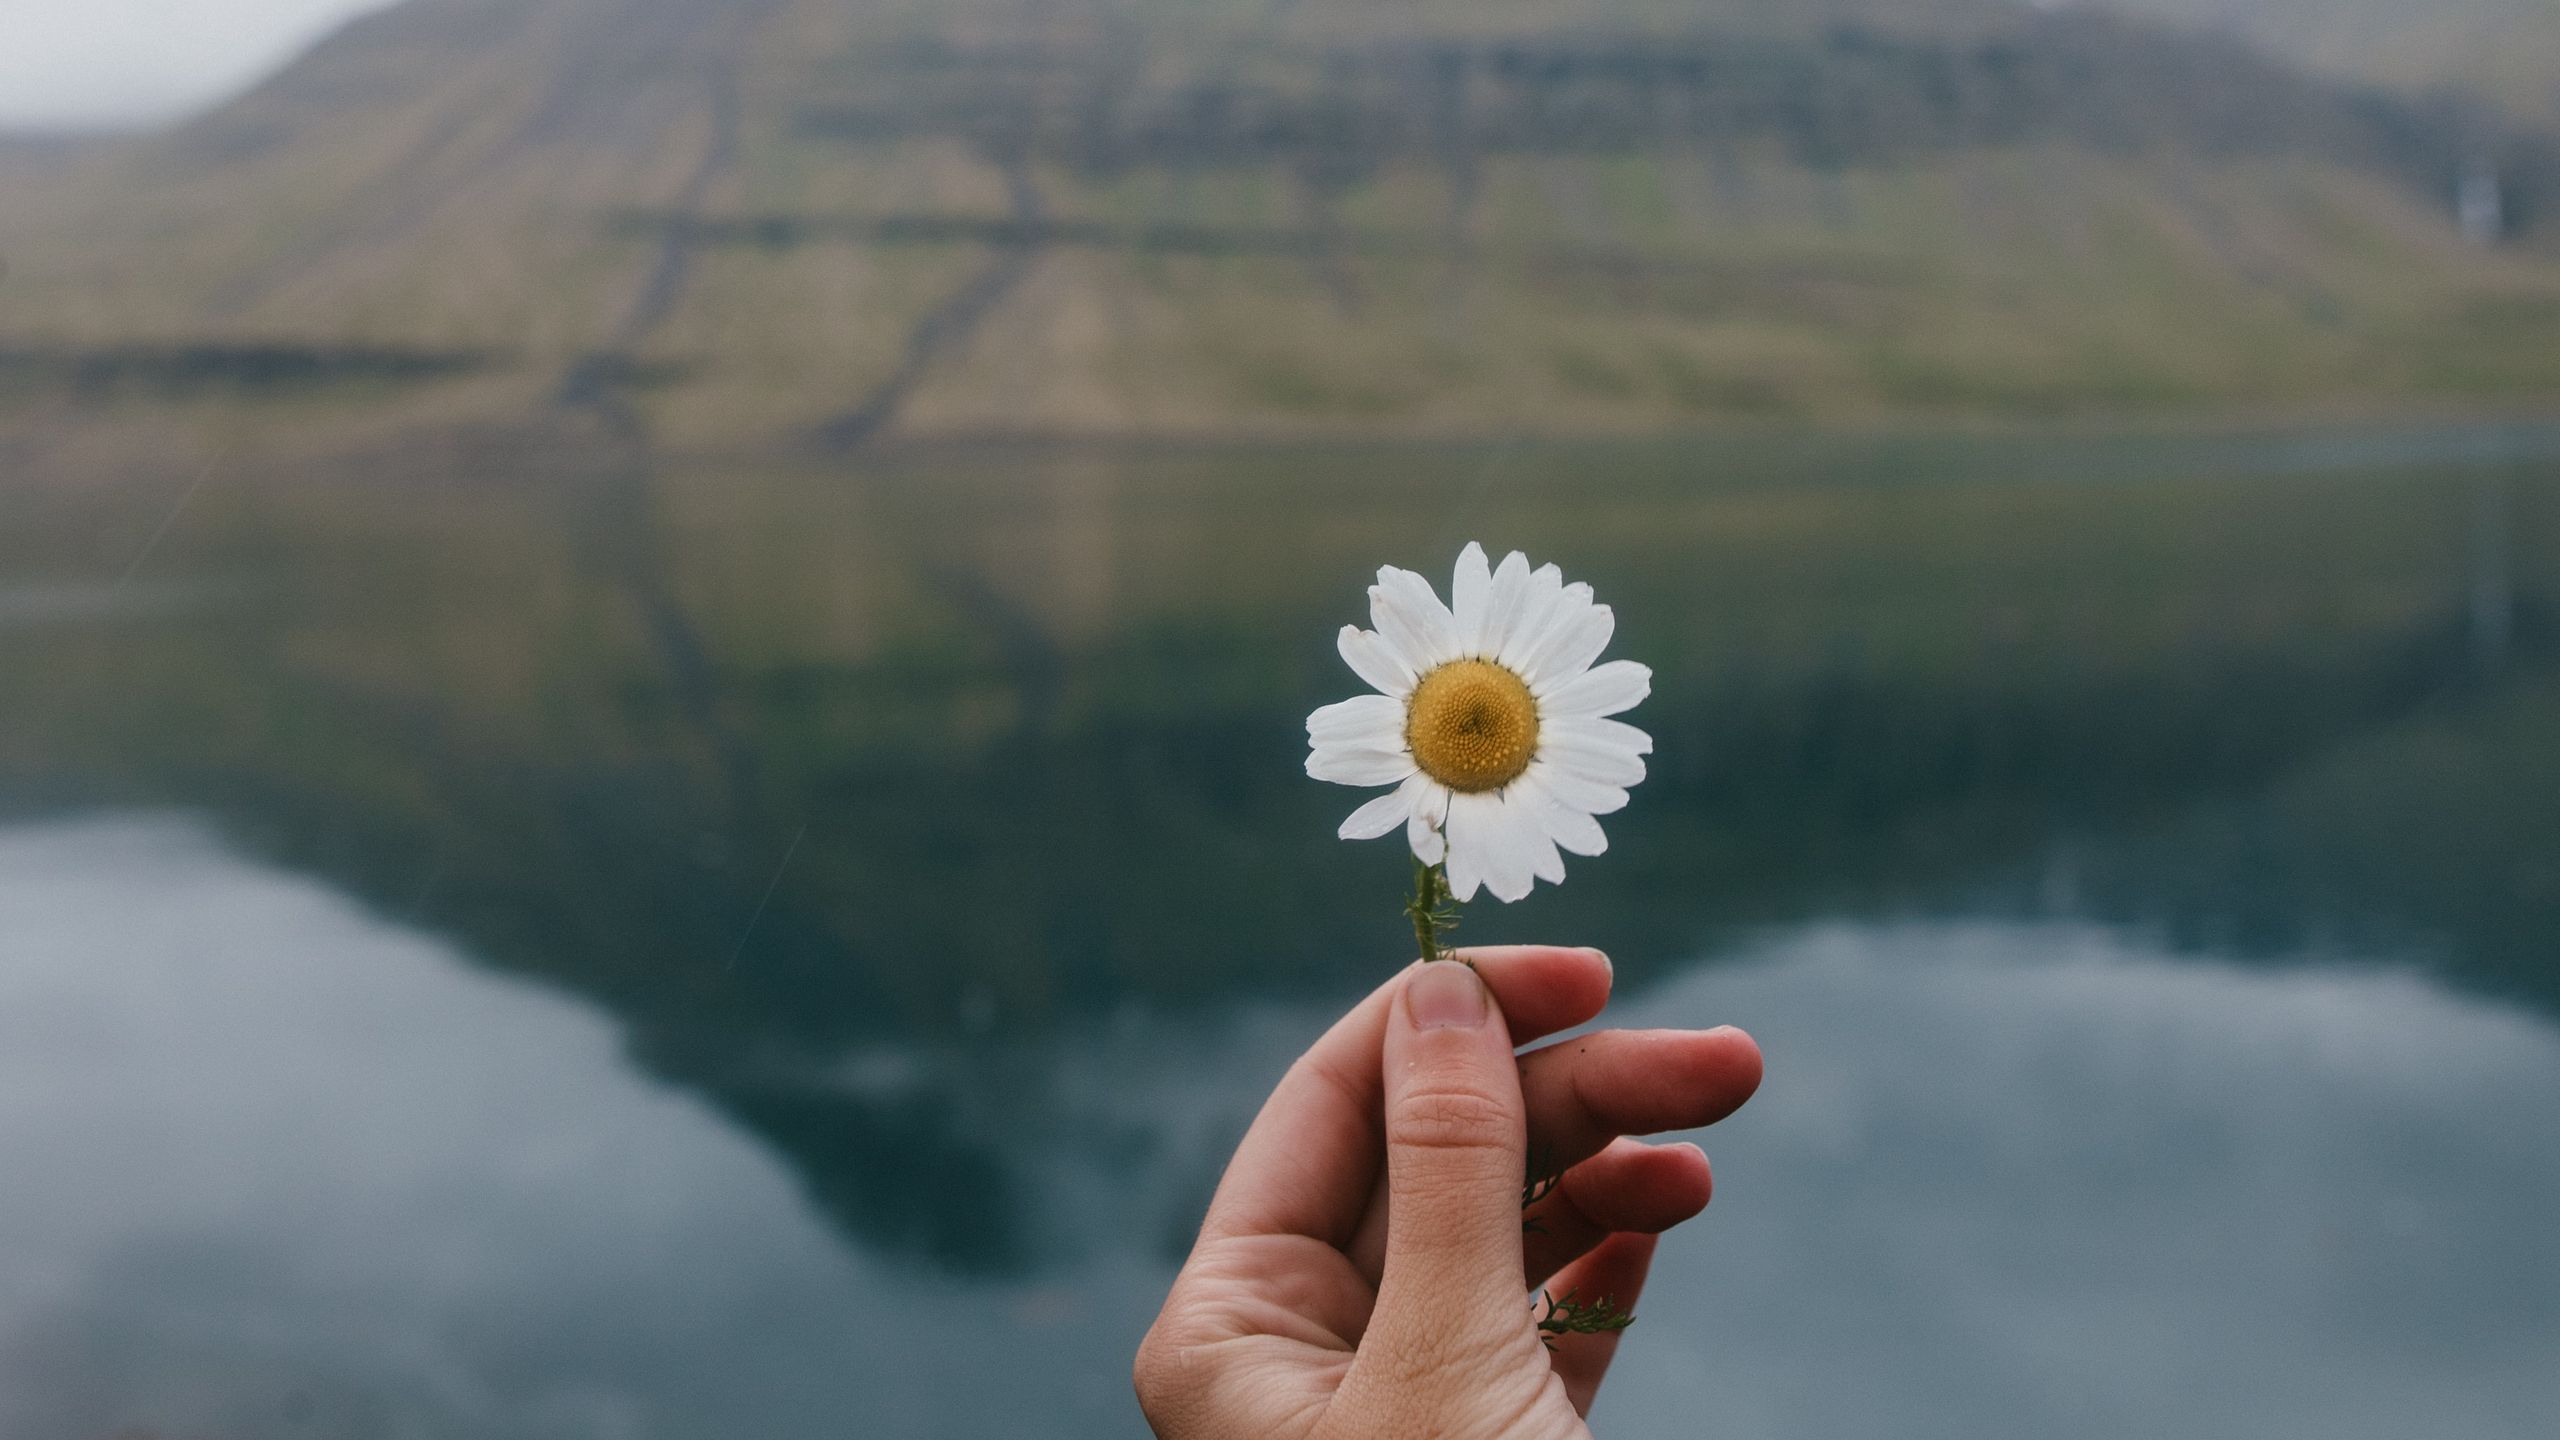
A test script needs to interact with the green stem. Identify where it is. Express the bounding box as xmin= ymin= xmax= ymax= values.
xmin=1535 ymin=1289 xmax=1636 ymax=1349
xmin=1406 ymin=852 xmax=1460 ymax=963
